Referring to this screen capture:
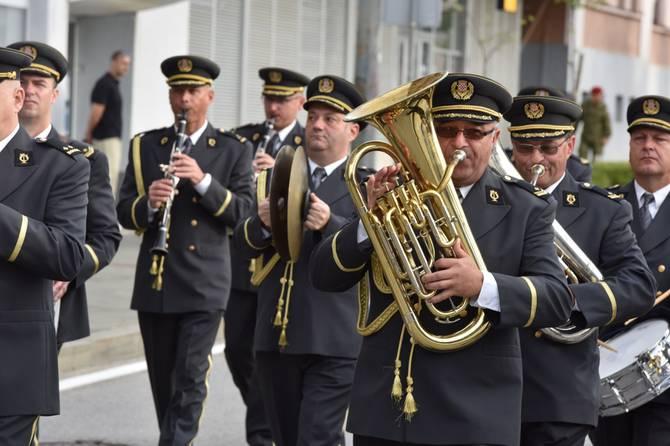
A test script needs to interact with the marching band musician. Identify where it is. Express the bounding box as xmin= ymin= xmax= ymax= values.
xmin=116 ymin=55 xmax=253 ymax=445
xmin=233 ymin=75 xmax=367 ymax=446
xmin=9 ymin=40 xmax=121 ymax=350
xmin=593 ymin=95 xmax=670 ymax=446
xmin=516 ymin=86 xmax=593 ymax=183
xmin=0 ymin=47 xmax=89 ymax=444
xmin=225 ymin=67 xmax=309 ymax=446
xmin=309 ymin=73 xmax=573 ymax=446
xmin=505 ymin=95 xmax=655 ymax=446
